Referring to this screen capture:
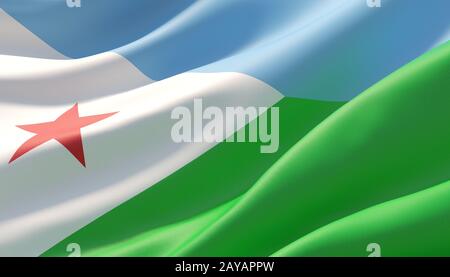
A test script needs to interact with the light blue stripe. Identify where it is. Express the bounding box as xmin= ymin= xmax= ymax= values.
xmin=195 ymin=0 xmax=450 ymax=100
xmin=1 ymin=0 xmax=449 ymax=101
xmin=0 ymin=0 xmax=195 ymax=58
